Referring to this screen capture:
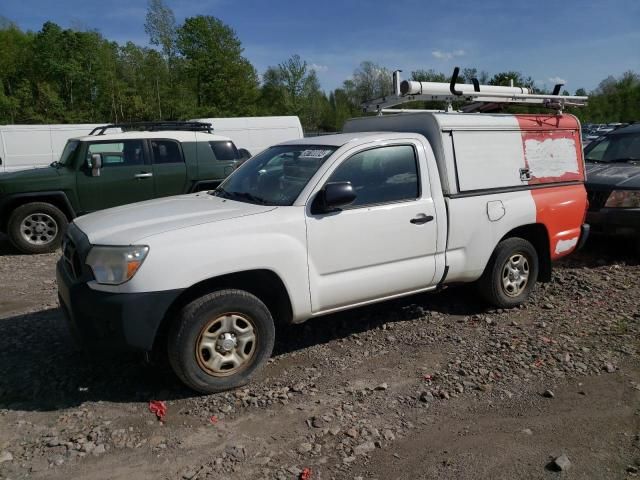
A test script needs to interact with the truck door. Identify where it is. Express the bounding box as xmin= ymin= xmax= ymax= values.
xmin=306 ymin=143 xmax=439 ymax=312
xmin=149 ymin=139 xmax=188 ymax=197
xmin=76 ymin=139 xmax=154 ymax=212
